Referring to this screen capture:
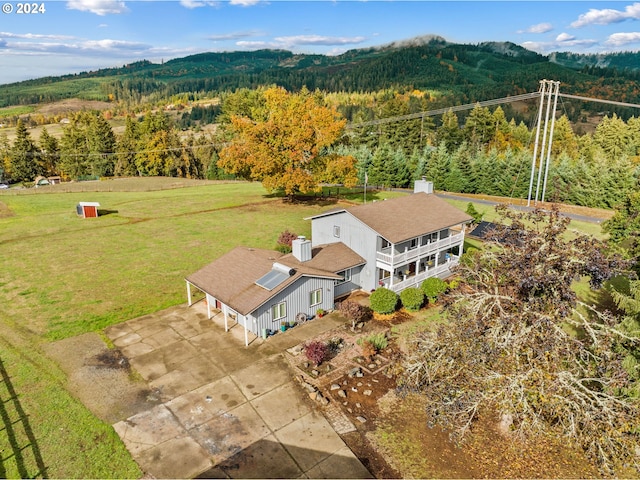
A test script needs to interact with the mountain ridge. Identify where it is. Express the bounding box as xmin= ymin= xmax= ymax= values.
xmin=1 ymin=36 xmax=640 ymax=110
